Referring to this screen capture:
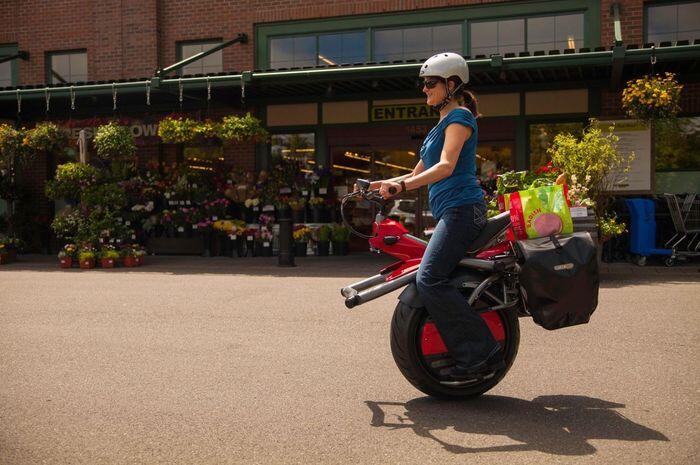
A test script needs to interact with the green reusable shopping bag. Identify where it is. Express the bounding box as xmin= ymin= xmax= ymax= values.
xmin=508 ymin=184 xmax=573 ymax=239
